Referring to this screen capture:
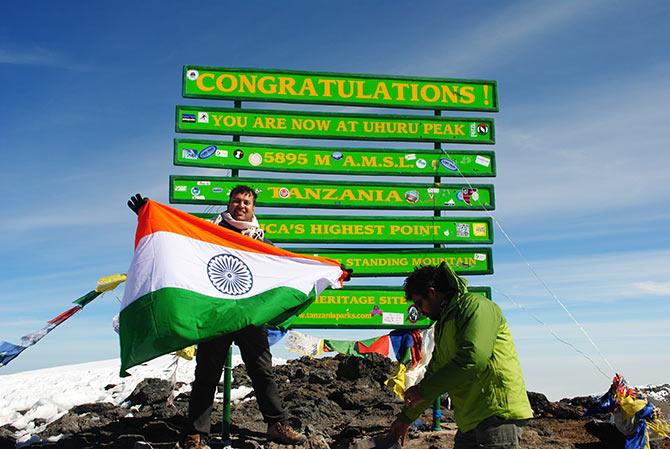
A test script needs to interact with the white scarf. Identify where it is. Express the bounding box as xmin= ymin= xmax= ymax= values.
xmin=212 ymin=211 xmax=265 ymax=240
